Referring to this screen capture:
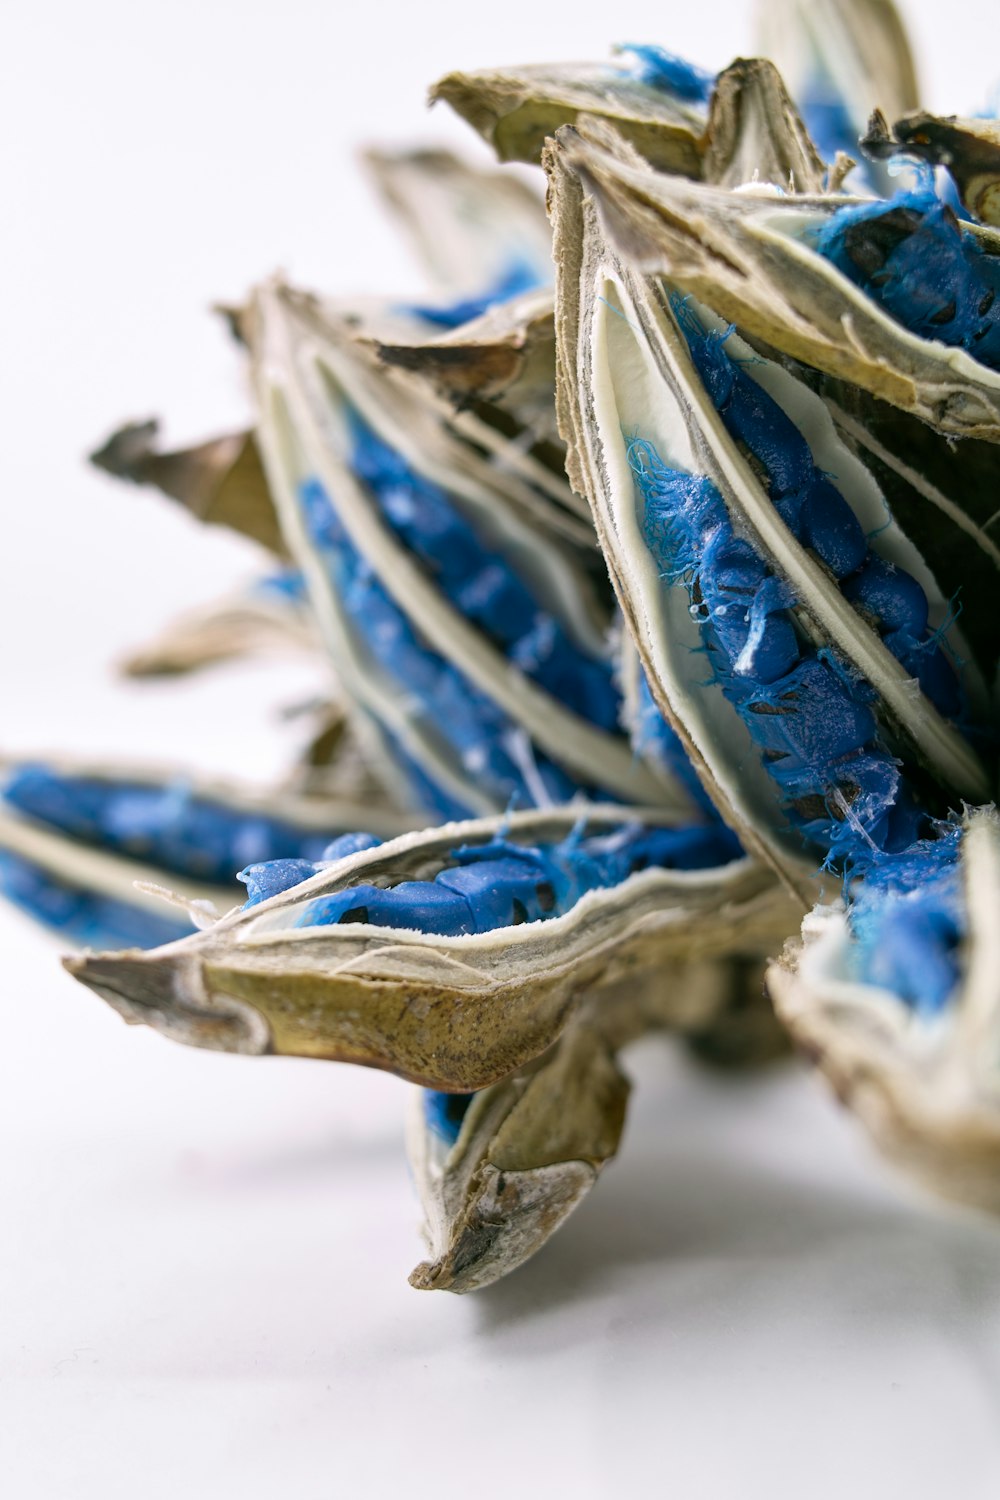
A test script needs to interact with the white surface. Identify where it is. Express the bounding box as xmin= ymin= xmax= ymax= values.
xmin=2 ymin=2 xmax=1000 ymax=1495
